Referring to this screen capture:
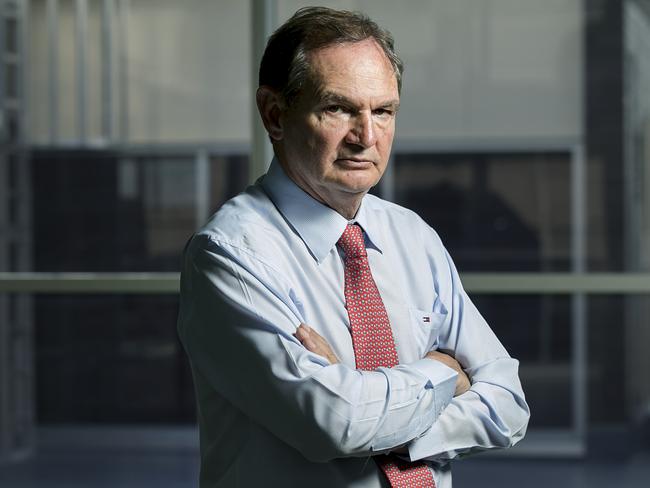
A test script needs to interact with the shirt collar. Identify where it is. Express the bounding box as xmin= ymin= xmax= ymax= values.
xmin=260 ymin=158 xmax=384 ymax=262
